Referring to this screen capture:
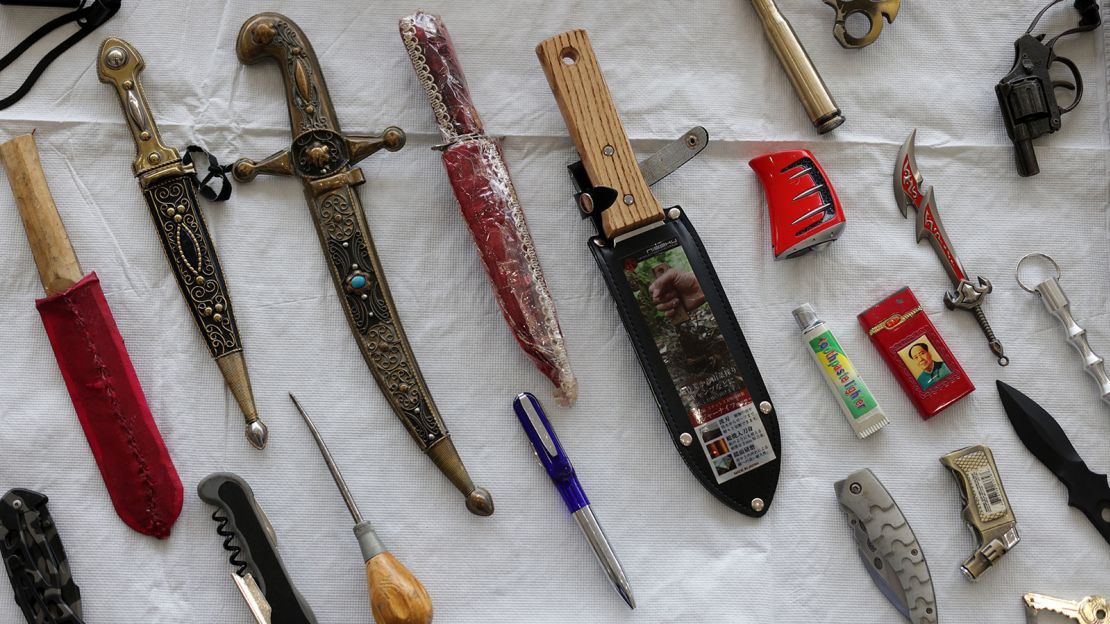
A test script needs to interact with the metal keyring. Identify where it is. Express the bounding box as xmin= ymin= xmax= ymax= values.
xmin=1015 ymin=252 xmax=1061 ymax=293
